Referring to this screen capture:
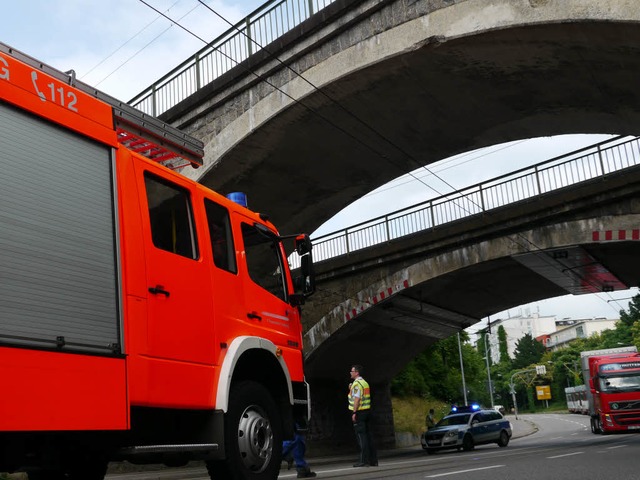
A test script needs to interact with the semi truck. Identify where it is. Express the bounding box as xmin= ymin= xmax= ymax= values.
xmin=0 ymin=42 xmax=315 ymax=480
xmin=580 ymin=346 xmax=640 ymax=434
